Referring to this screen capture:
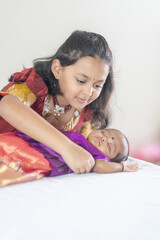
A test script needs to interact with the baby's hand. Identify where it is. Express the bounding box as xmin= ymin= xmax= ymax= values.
xmin=122 ymin=161 xmax=139 ymax=172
